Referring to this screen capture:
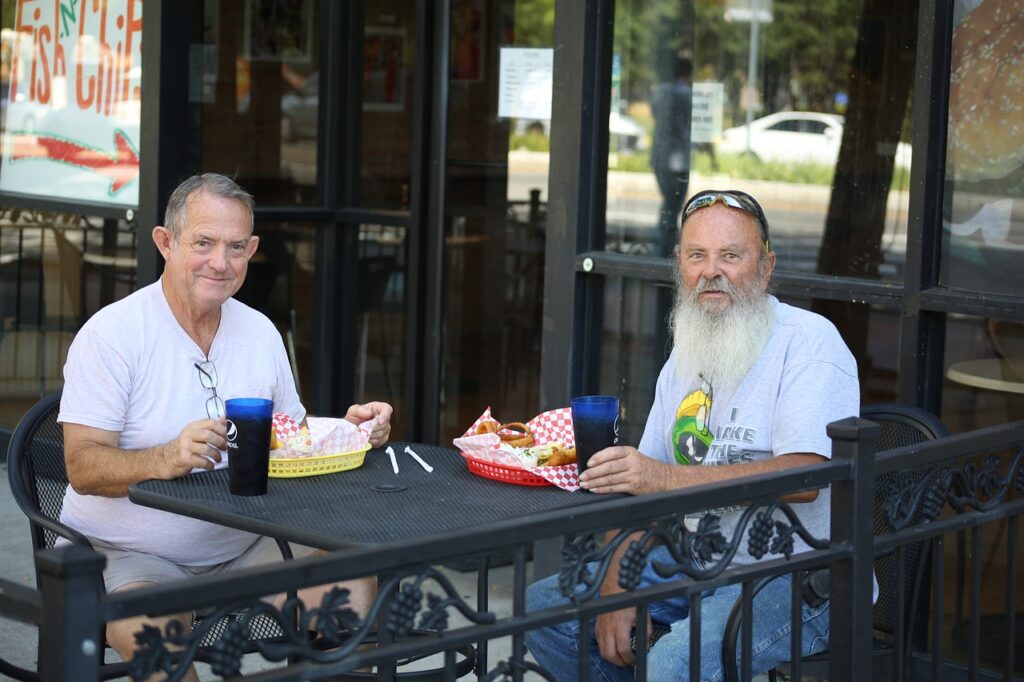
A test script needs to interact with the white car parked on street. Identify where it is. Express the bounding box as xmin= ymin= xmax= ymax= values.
xmin=719 ymin=111 xmax=911 ymax=168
